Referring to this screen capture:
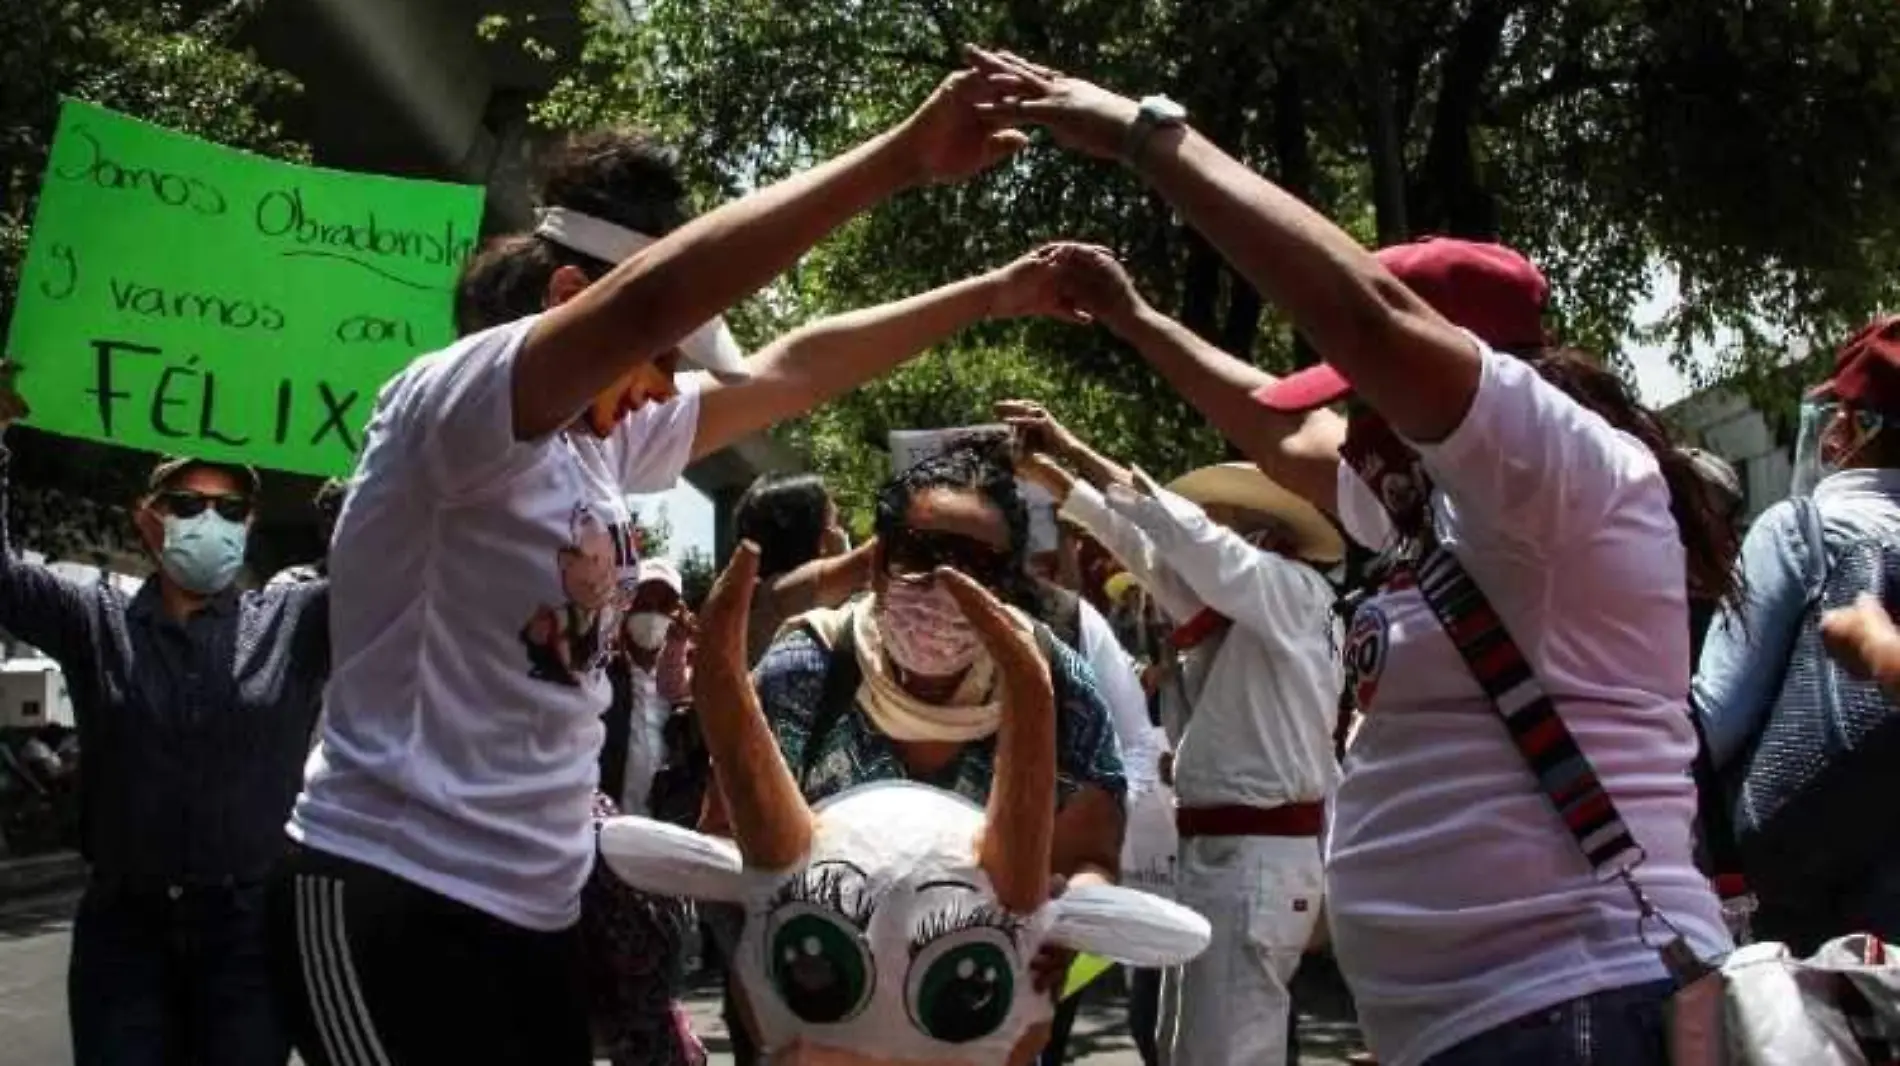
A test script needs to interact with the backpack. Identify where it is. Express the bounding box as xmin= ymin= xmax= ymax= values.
xmin=798 ymin=616 xmax=1072 ymax=783
xmin=1728 ymin=497 xmax=1900 ymax=907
